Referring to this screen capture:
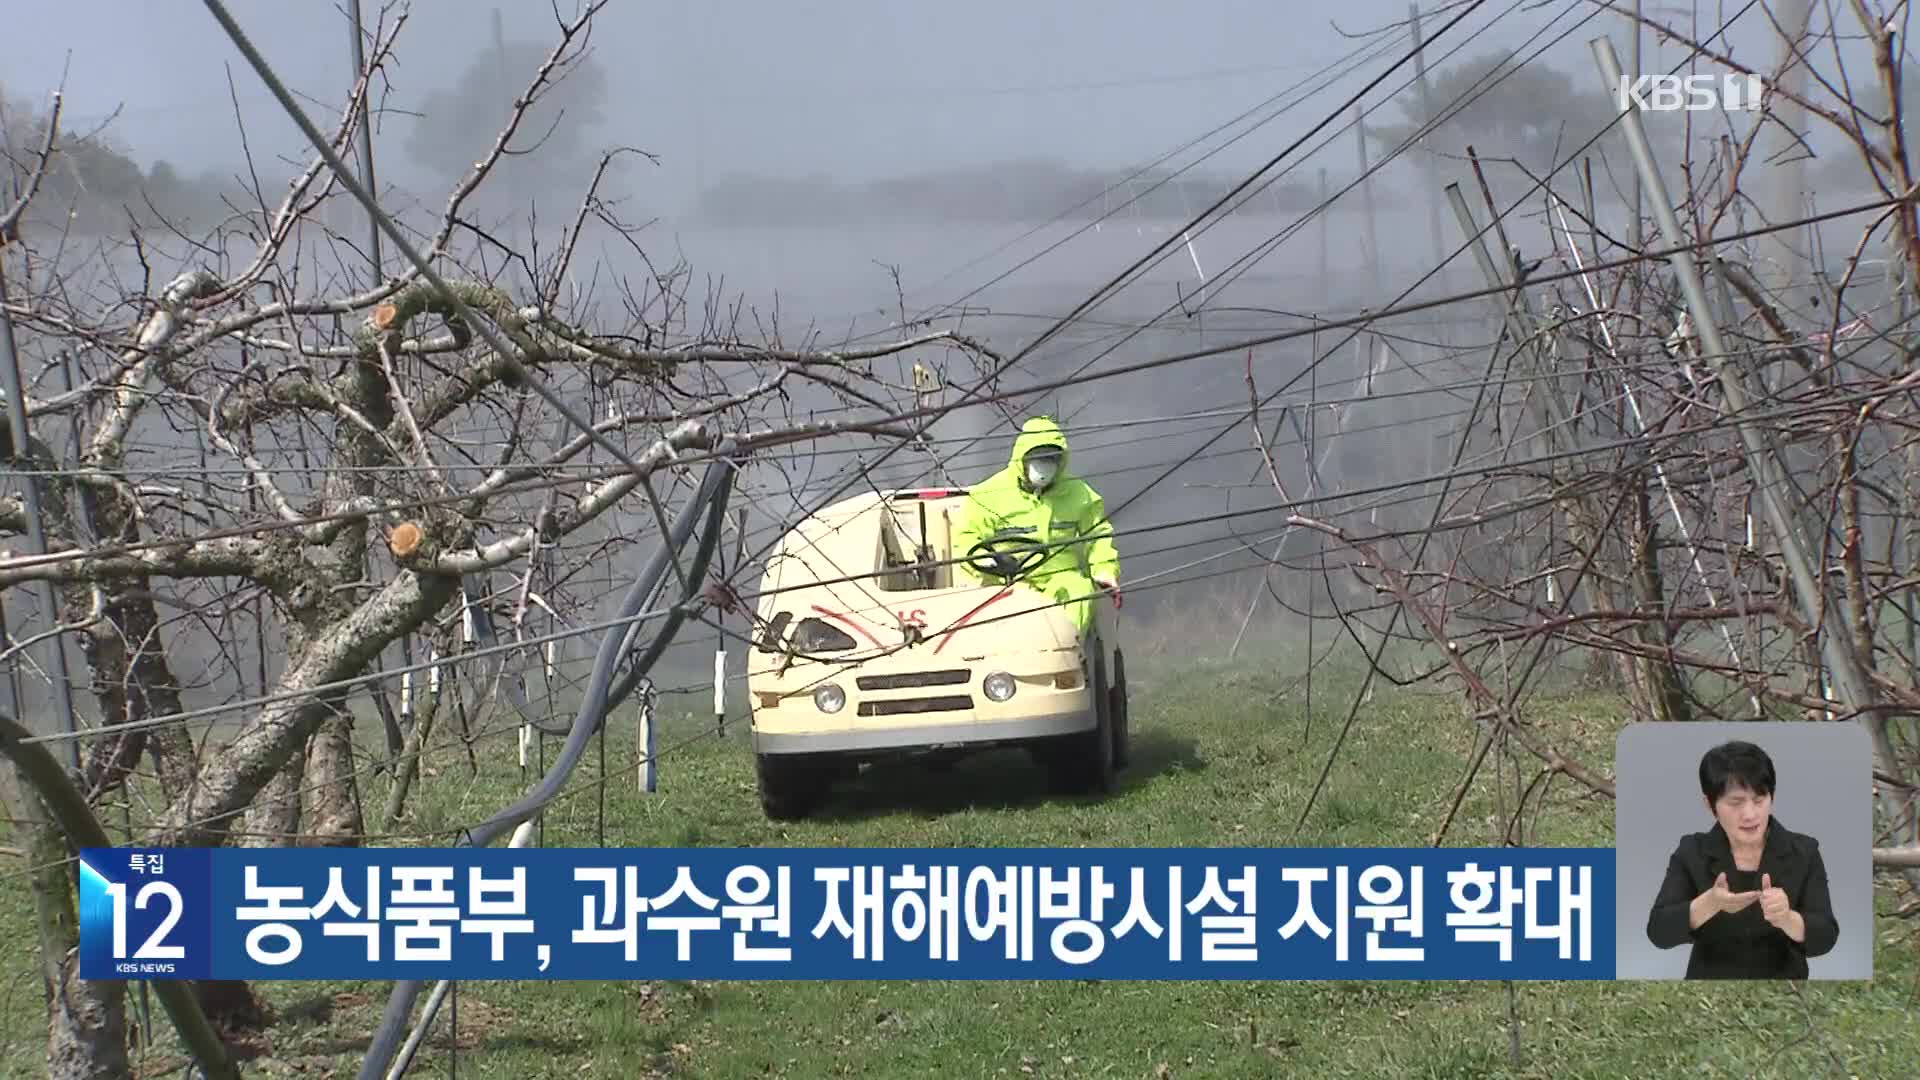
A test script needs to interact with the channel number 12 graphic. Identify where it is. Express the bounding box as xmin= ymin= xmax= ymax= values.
xmin=79 ymin=849 xmax=208 ymax=979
